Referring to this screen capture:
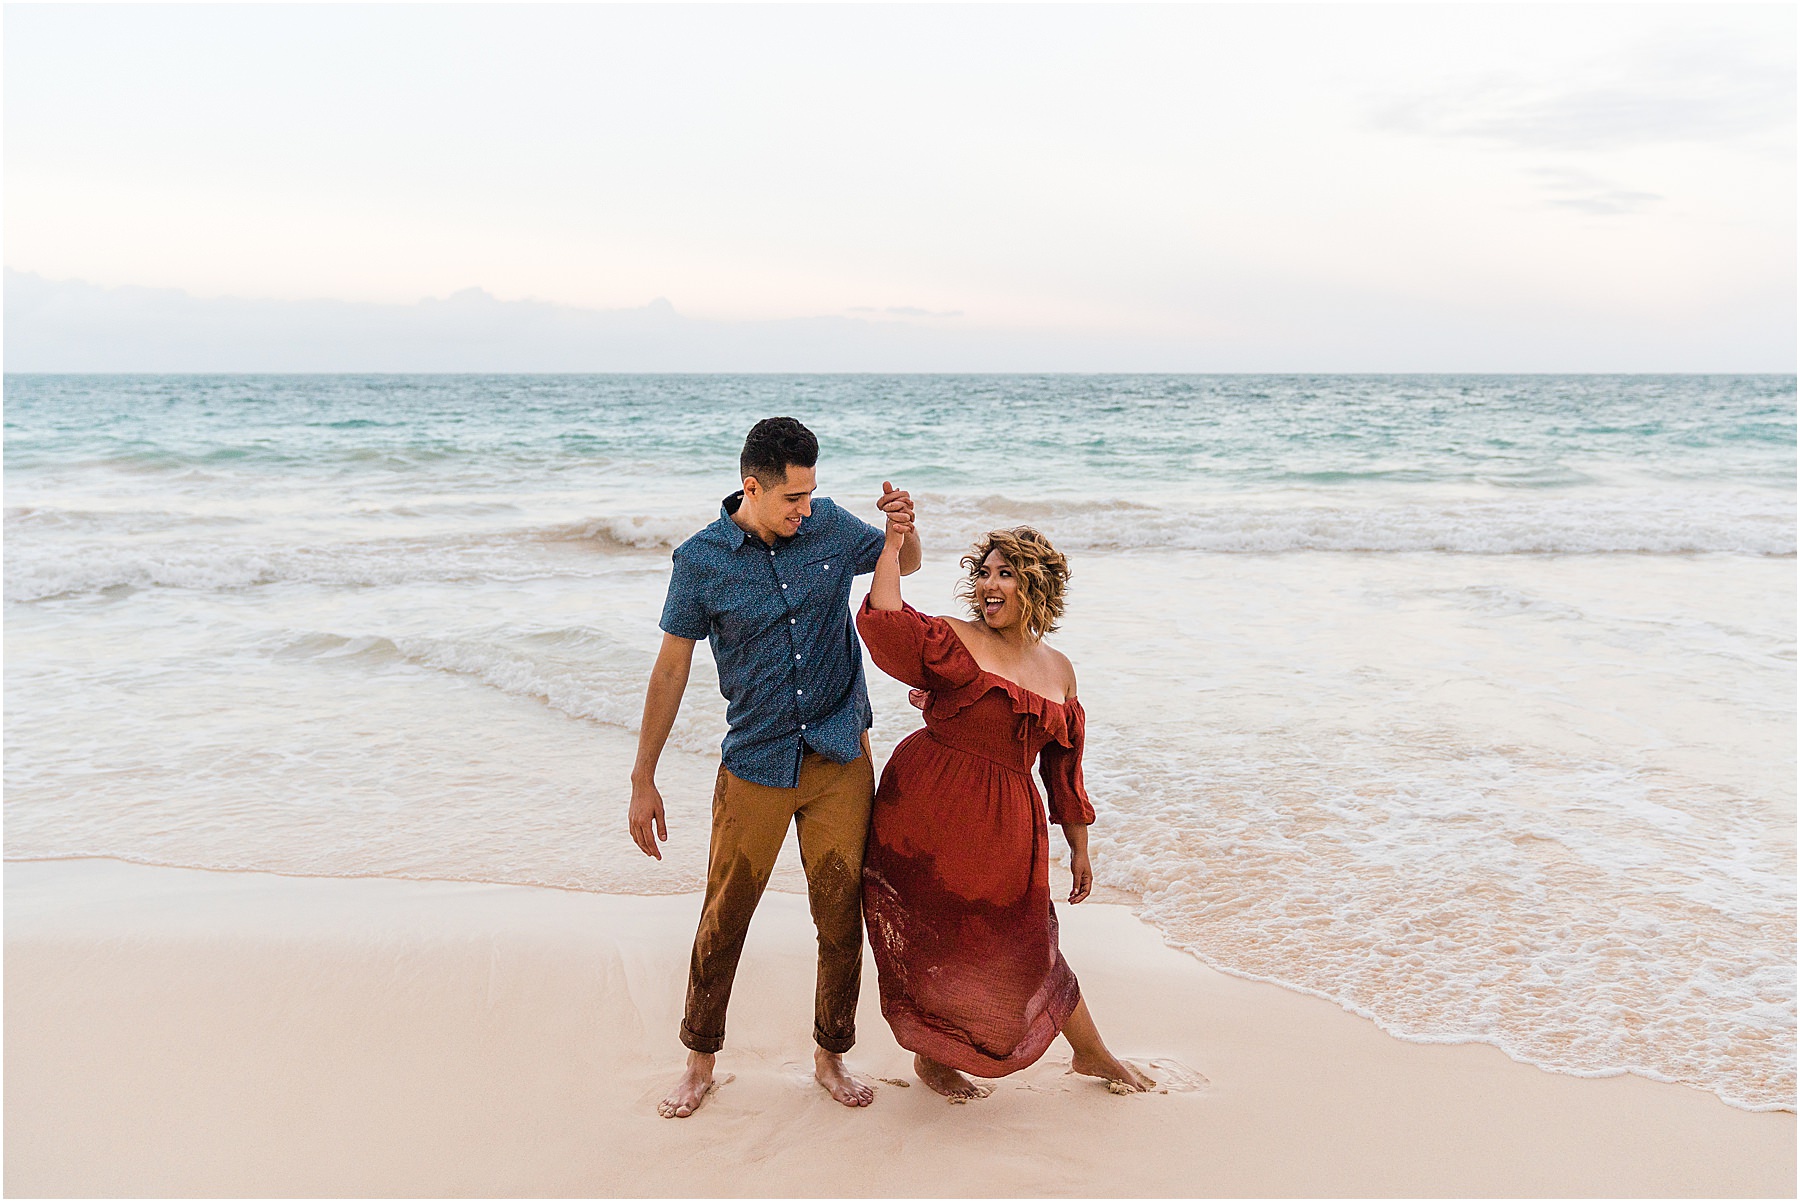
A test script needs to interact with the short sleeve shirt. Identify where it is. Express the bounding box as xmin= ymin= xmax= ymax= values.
xmin=660 ymin=492 xmax=887 ymax=788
